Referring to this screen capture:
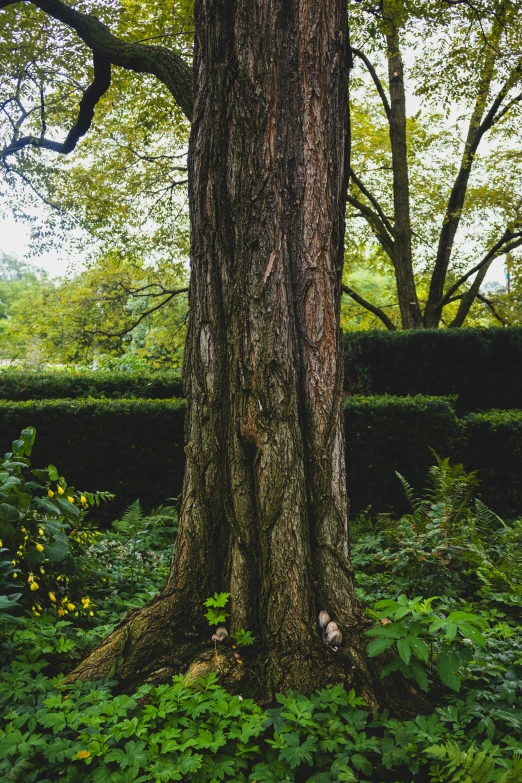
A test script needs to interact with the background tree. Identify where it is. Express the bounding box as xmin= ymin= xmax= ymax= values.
xmin=344 ymin=0 xmax=522 ymax=329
